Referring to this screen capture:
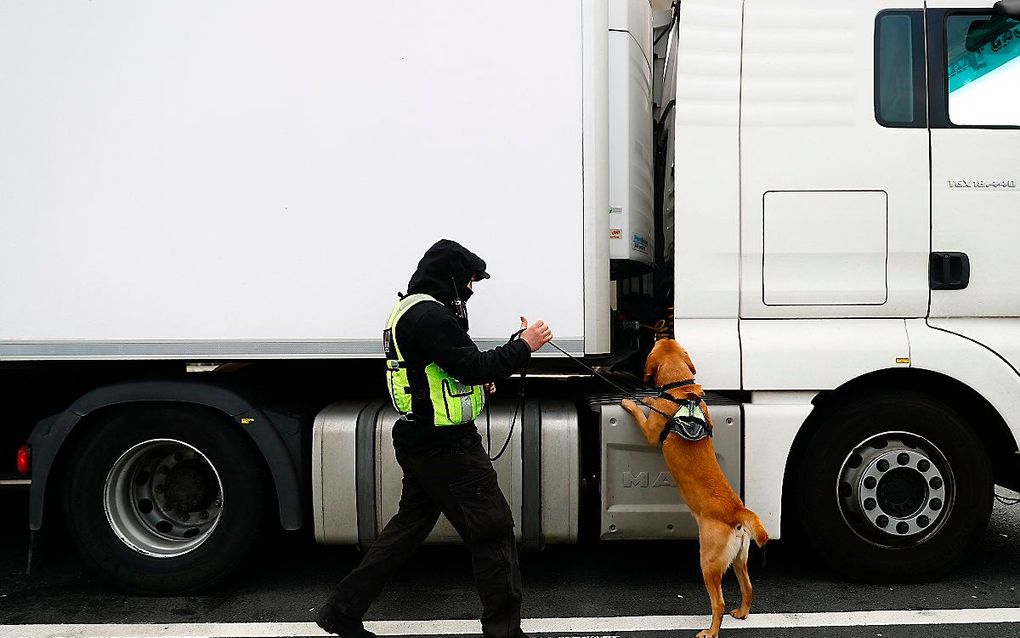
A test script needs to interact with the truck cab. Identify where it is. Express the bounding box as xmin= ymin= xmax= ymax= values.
xmin=667 ymin=0 xmax=1020 ymax=579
